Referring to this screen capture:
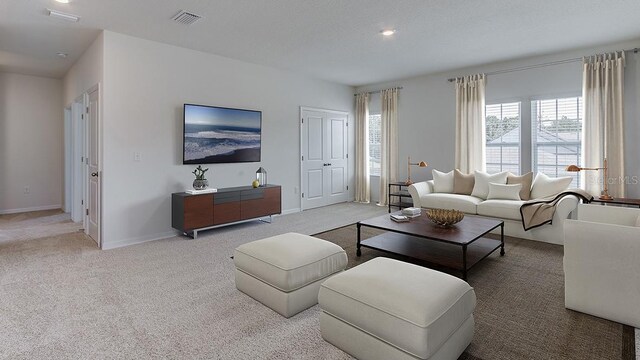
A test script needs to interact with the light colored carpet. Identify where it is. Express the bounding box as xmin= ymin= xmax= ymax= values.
xmin=0 ymin=202 xmax=385 ymax=359
xmin=1 ymin=204 xmax=635 ymax=360
xmin=315 ymin=225 xmax=635 ymax=360
xmin=0 ymin=209 xmax=82 ymax=245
